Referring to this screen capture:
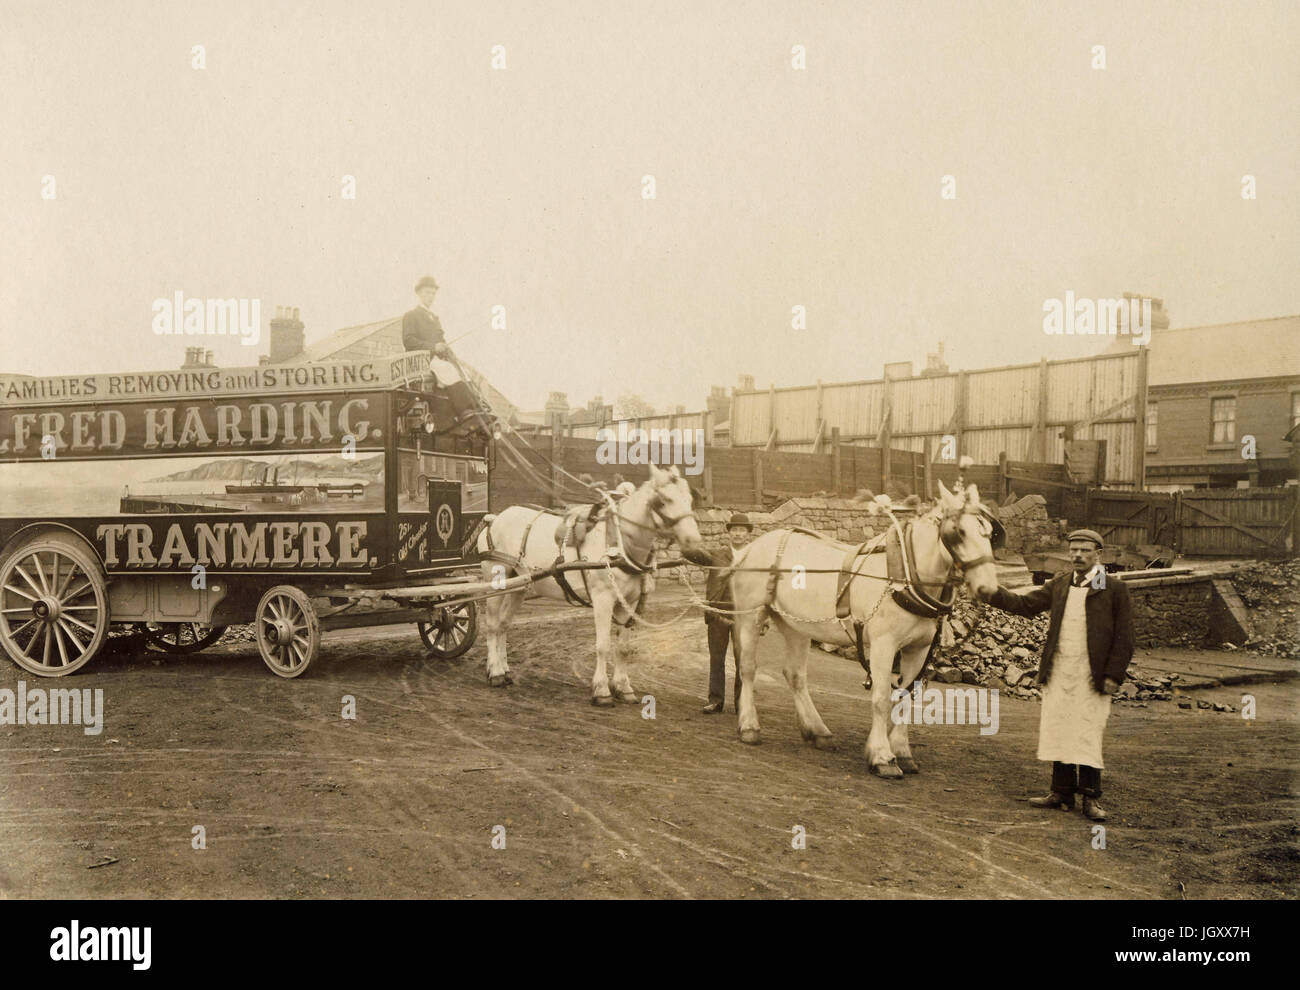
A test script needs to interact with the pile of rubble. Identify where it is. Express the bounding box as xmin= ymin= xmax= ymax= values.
xmin=927 ymin=596 xmax=1049 ymax=700
xmin=825 ymin=593 xmax=1183 ymax=704
xmin=1228 ymin=558 xmax=1300 ymax=659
